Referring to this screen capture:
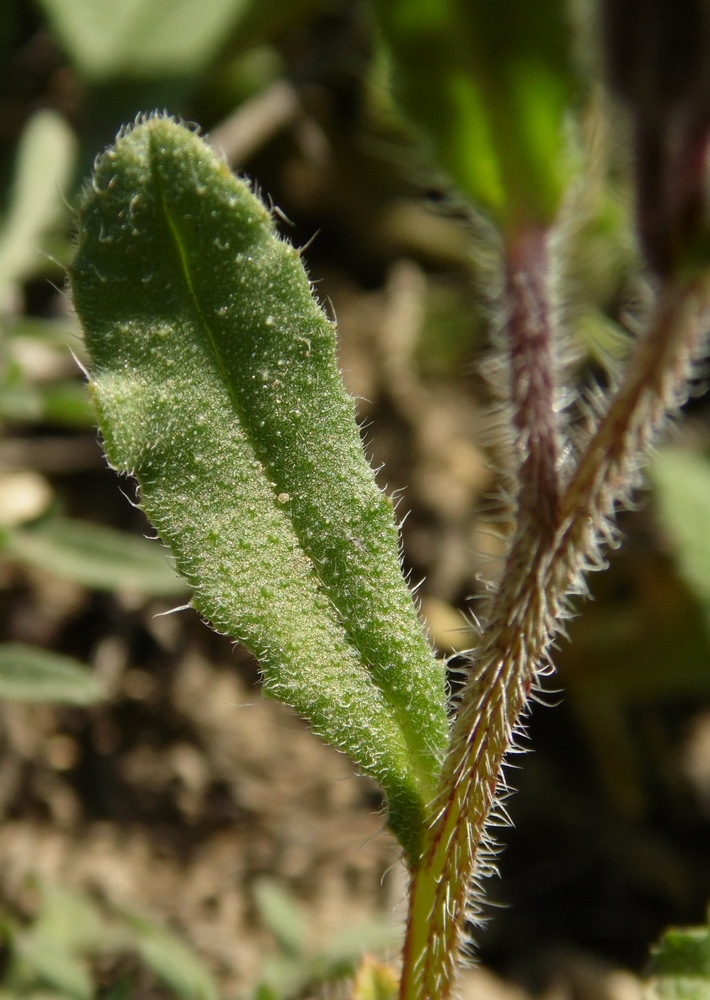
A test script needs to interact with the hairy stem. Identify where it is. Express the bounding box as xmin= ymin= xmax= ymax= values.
xmin=400 ymin=226 xmax=560 ymax=1000
xmin=400 ymin=263 xmax=710 ymax=1000
xmin=559 ymin=277 xmax=709 ymax=535
xmin=507 ymin=226 xmax=561 ymax=534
